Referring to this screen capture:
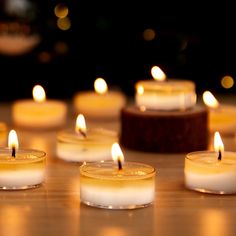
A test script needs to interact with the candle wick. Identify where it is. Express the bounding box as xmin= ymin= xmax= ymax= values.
xmin=218 ymin=150 xmax=222 ymax=161
xmin=12 ymin=146 xmax=16 ymax=158
xmin=118 ymin=158 xmax=122 ymax=170
xmin=79 ymin=129 xmax=87 ymax=138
